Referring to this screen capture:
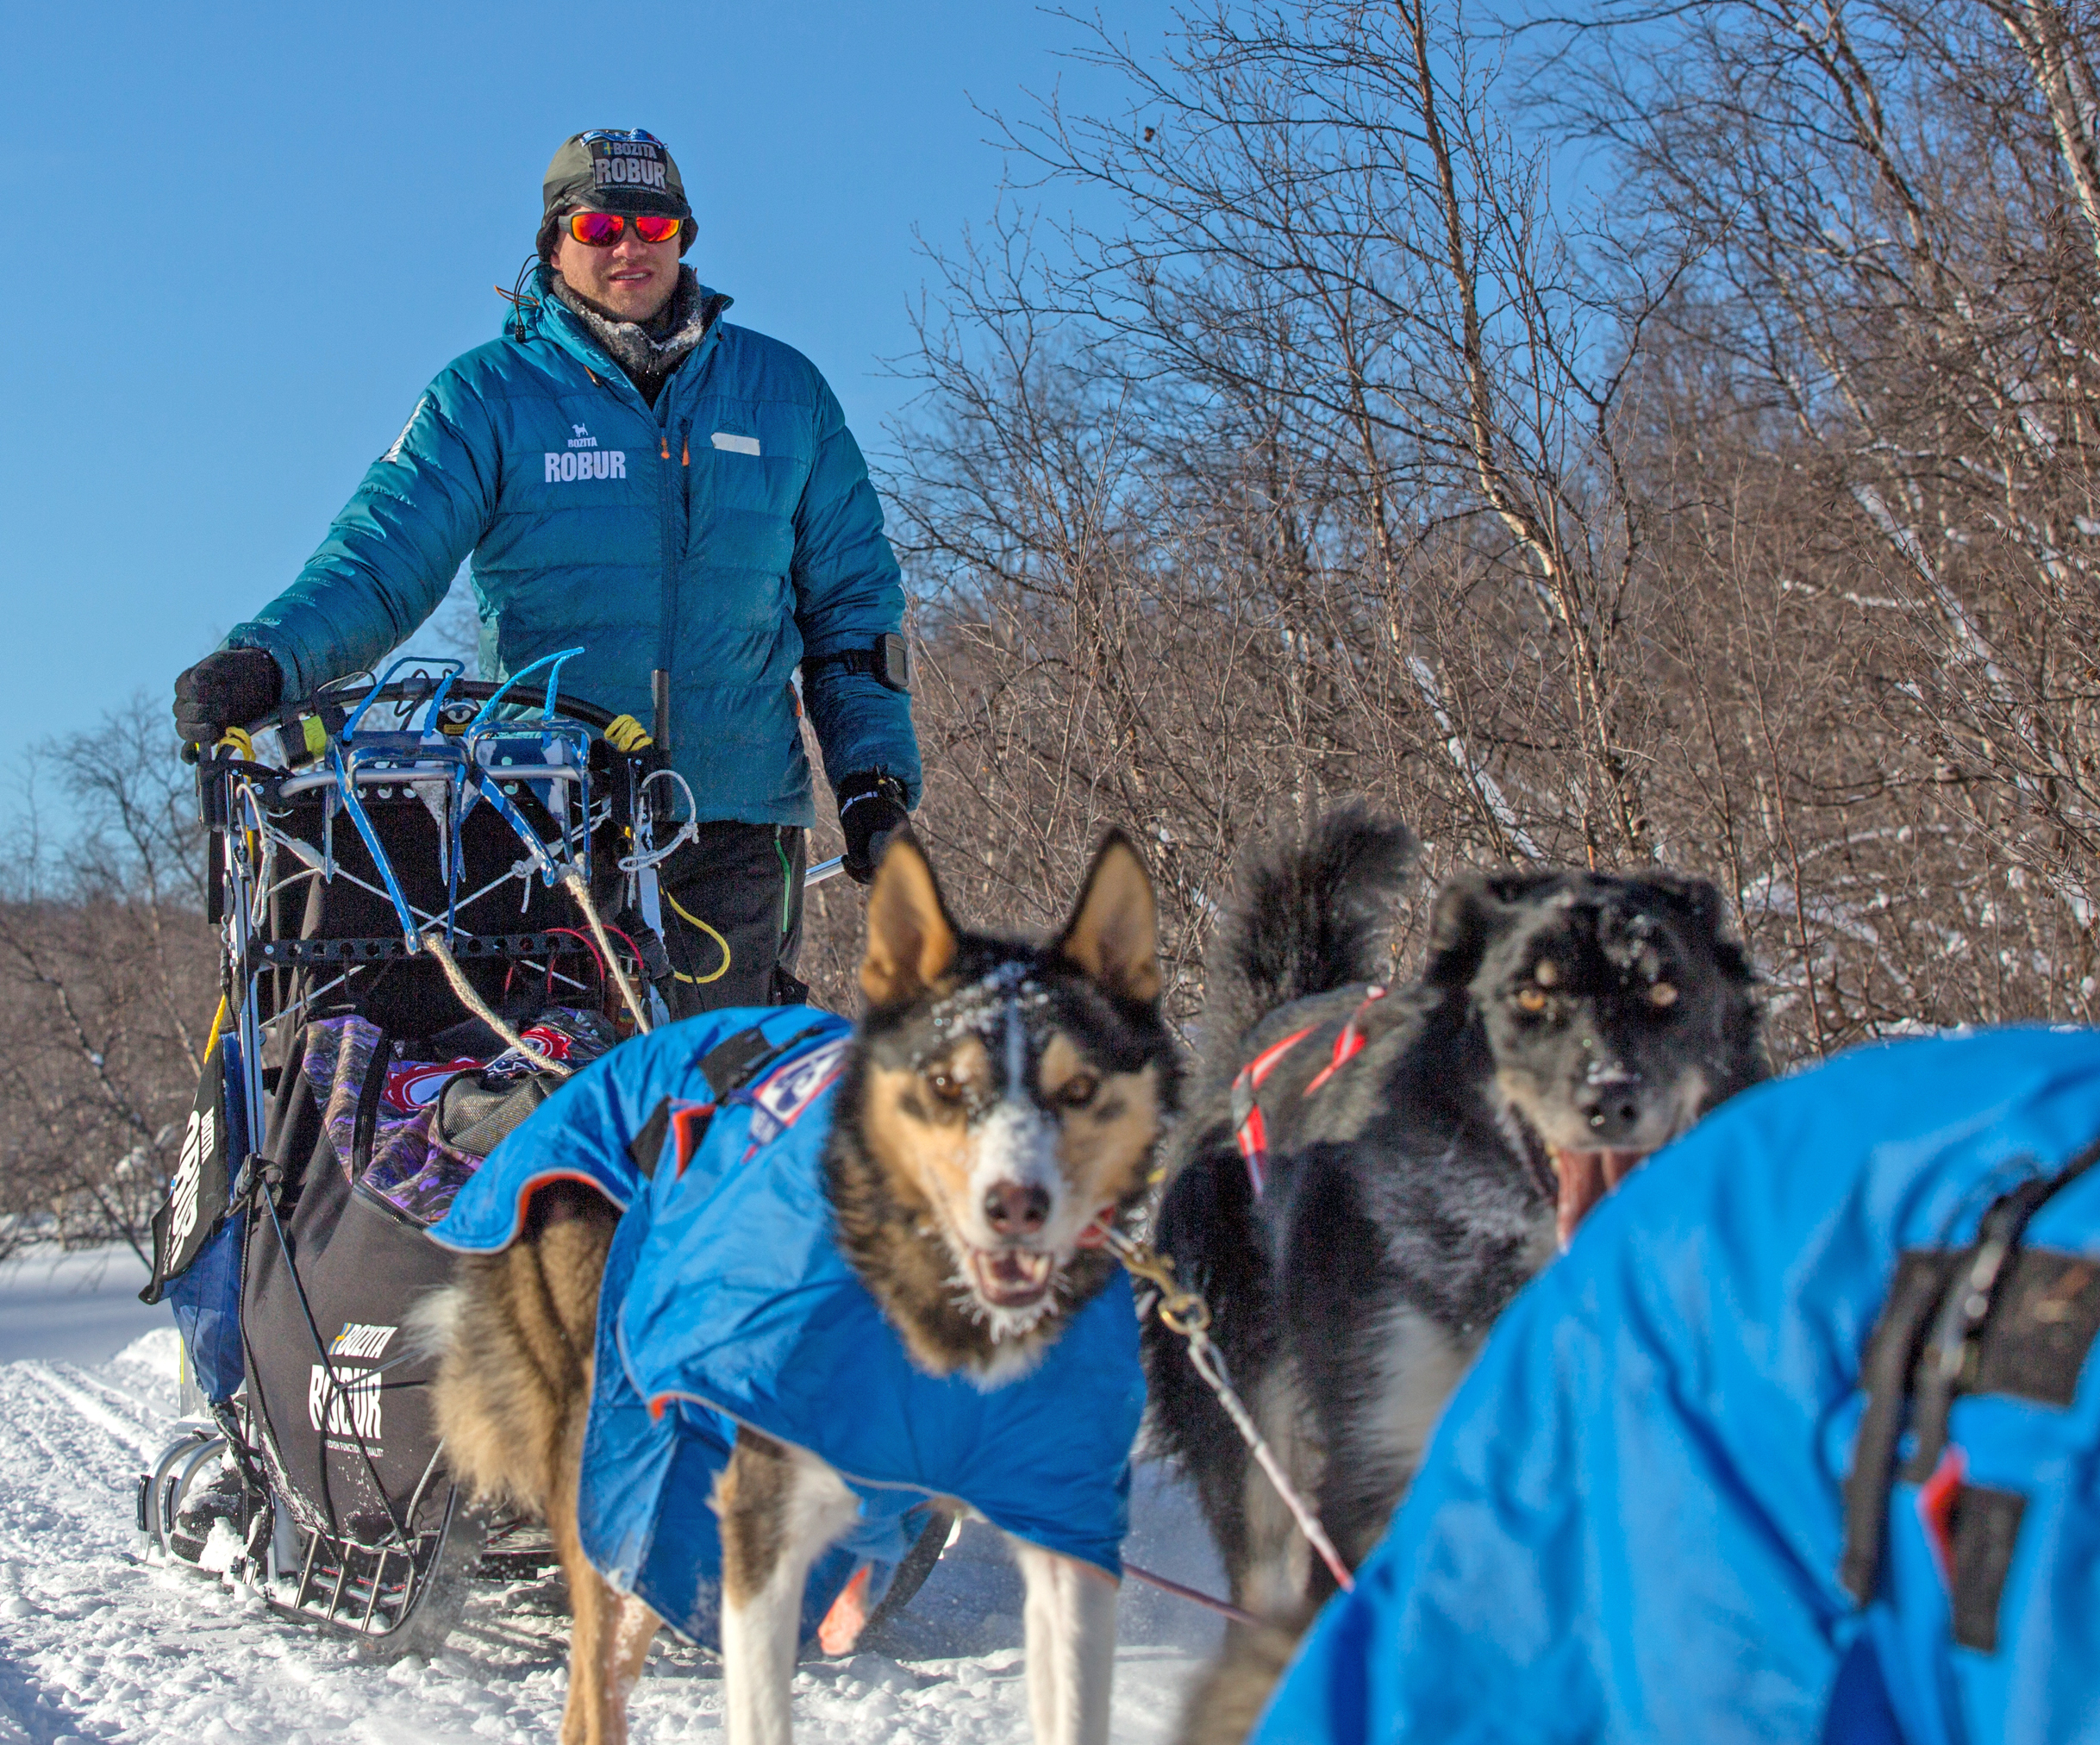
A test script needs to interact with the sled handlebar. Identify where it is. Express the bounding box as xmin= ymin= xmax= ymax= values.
xmin=215 ymin=672 xmax=857 ymax=892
